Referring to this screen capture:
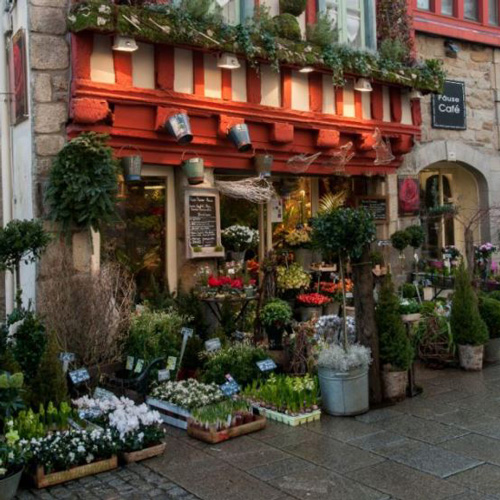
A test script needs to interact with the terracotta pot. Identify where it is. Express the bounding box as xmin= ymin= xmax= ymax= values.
xmin=485 ymin=337 xmax=500 ymax=364
xmin=458 ymin=344 xmax=484 ymax=371
xmin=382 ymin=370 xmax=408 ymax=401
